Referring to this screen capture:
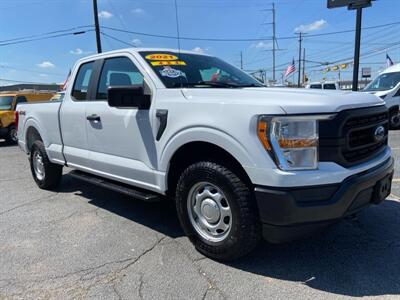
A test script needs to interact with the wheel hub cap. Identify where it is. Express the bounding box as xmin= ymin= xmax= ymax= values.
xmin=187 ymin=182 xmax=232 ymax=243
xmin=33 ymin=151 xmax=45 ymax=180
xmin=201 ymin=199 xmax=220 ymax=223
